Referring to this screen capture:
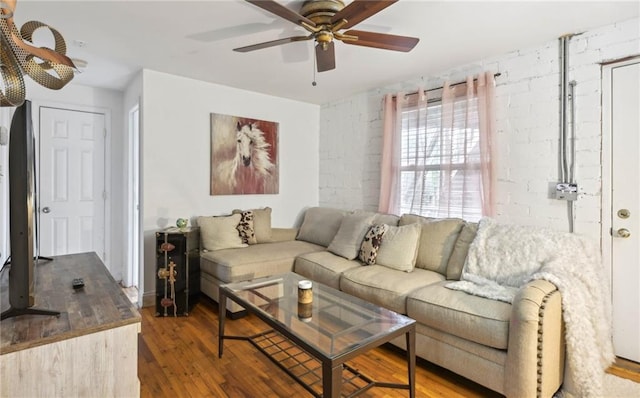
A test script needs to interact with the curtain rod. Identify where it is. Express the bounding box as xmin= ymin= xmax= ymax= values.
xmin=394 ymin=72 xmax=502 ymax=99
